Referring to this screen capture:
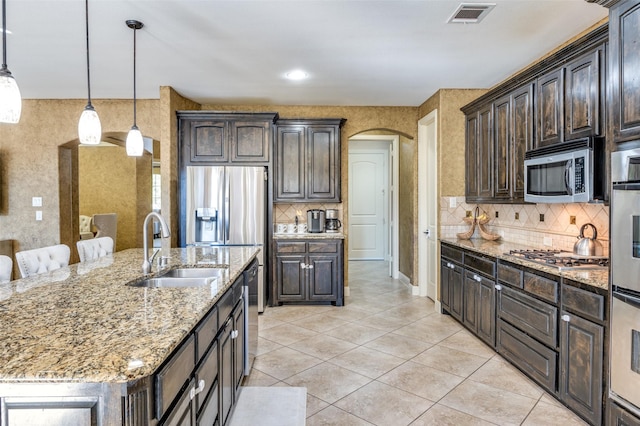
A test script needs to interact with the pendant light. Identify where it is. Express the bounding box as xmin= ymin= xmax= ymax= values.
xmin=0 ymin=0 xmax=21 ymax=124
xmin=78 ymin=0 xmax=101 ymax=145
xmin=125 ymin=19 xmax=143 ymax=157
